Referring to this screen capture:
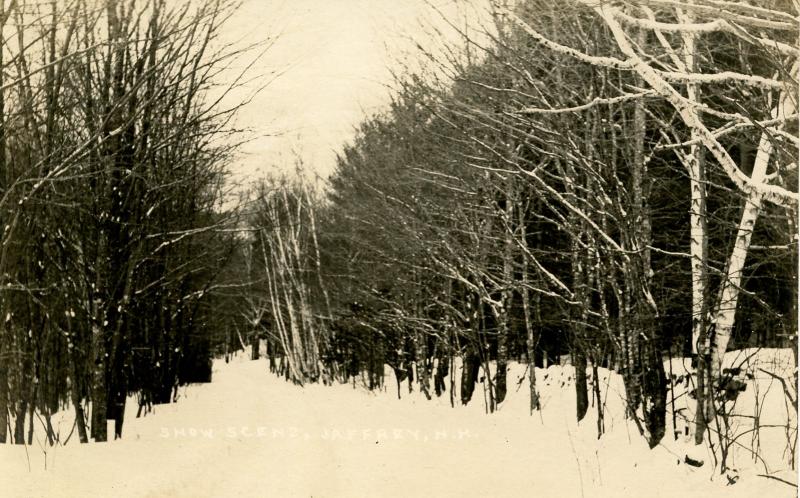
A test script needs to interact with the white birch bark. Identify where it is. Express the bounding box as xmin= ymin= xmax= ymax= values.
xmin=260 ymin=231 xmax=301 ymax=381
xmin=505 ymin=4 xmax=798 ymax=207
xmin=709 ymin=83 xmax=797 ymax=379
xmin=671 ymin=6 xmax=710 ymax=359
xmin=672 ymin=3 xmax=713 ymax=444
